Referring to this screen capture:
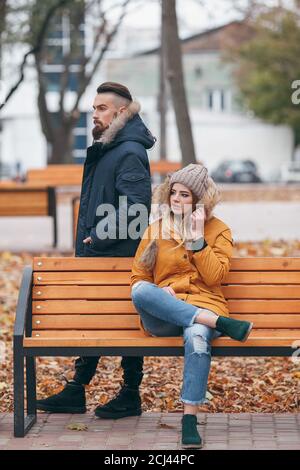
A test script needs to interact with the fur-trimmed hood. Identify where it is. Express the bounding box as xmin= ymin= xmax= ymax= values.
xmin=95 ymin=101 xmax=156 ymax=150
